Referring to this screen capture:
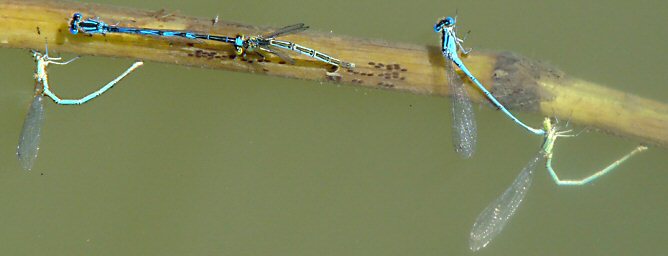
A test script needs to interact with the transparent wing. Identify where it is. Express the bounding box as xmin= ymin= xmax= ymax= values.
xmin=469 ymin=151 xmax=543 ymax=251
xmin=446 ymin=60 xmax=476 ymax=158
xmin=261 ymin=46 xmax=296 ymax=65
xmin=263 ymin=23 xmax=309 ymax=39
xmin=17 ymin=94 xmax=45 ymax=171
